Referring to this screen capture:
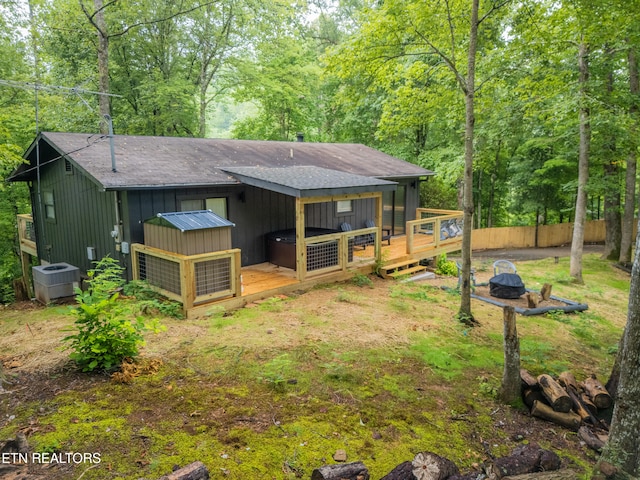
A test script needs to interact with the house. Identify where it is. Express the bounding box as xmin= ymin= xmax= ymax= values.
xmin=10 ymin=132 xmax=463 ymax=315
